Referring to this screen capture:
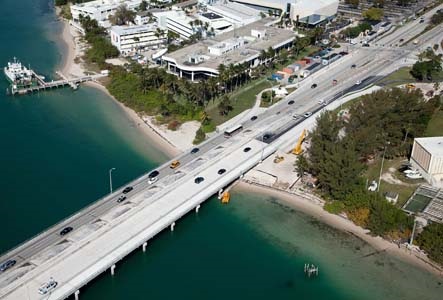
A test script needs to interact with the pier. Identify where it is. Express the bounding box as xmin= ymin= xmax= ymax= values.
xmin=304 ymin=263 xmax=319 ymax=277
xmin=8 ymin=70 xmax=106 ymax=95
